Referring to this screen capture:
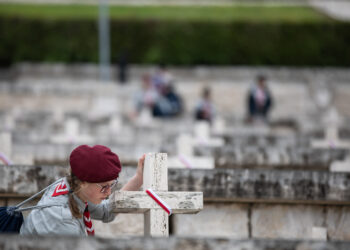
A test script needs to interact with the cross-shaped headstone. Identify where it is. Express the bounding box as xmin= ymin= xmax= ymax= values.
xmin=311 ymin=107 xmax=350 ymax=149
xmin=168 ymin=134 xmax=214 ymax=169
xmin=110 ymin=153 xmax=203 ymax=236
xmin=51 ymin=118 xmax=93 ymax=144
xmin=330 ymin=155 xmax=350 ymax=172
xmin=194 ymin=121 xmax=224 ymax=147
xmin=168 ymin=121 xmax=224 ymax=169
